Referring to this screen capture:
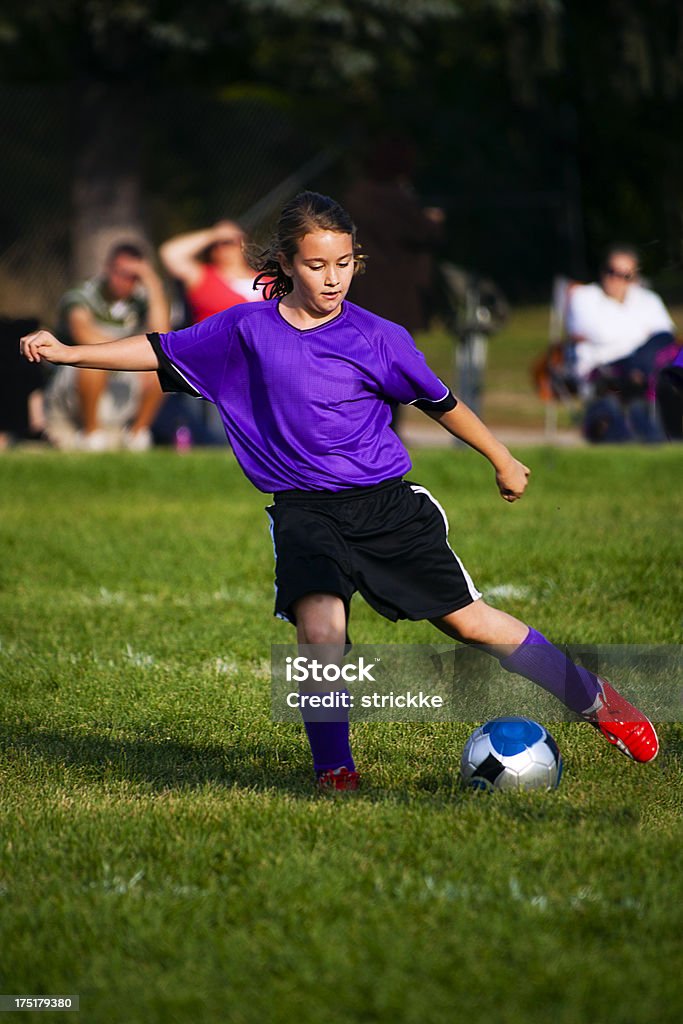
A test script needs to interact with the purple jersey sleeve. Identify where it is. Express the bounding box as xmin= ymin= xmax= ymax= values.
xmin=153 ymin=308 xmax=236 ymax=402
xmin=367 ymin=320 xmax=450 ymax=406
